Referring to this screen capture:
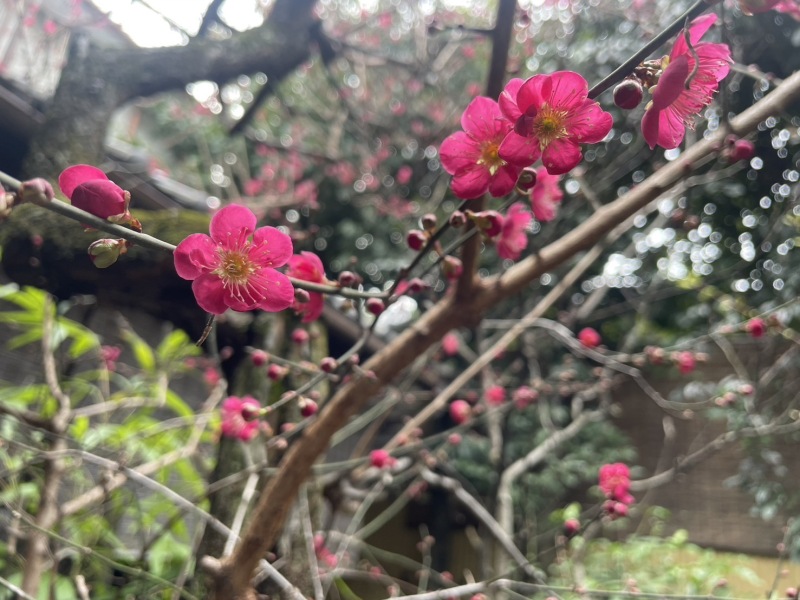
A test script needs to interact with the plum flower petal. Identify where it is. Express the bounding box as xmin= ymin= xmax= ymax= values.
xmin=642 ymin=14 xmax=731 ymax=150
xmin=286 ymin=251 xmax=327 ymax=322
xmin=498 ymin=71 xmax=613 ymax=175
xmin=173 ymin=204 xmax=294 ymax=315
xmin=59 ymin=165 xmax=108 ymax=198
xmin=498 ymin=77 xmax=525 ymax=122
xmin=221 ymin=396 xmax=261 ymax=441
xmin=210 ymin=203 xmax=256 ymax=242
xmin=495 ymin=203 xmax=532 ymax=261
xmin=529 ymin=168 xmax=563 ymax=222
xmin=173 ymin=234 xmax=218 ymax=279
xmin=440 ymin=96 xmax=520 ymax=199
